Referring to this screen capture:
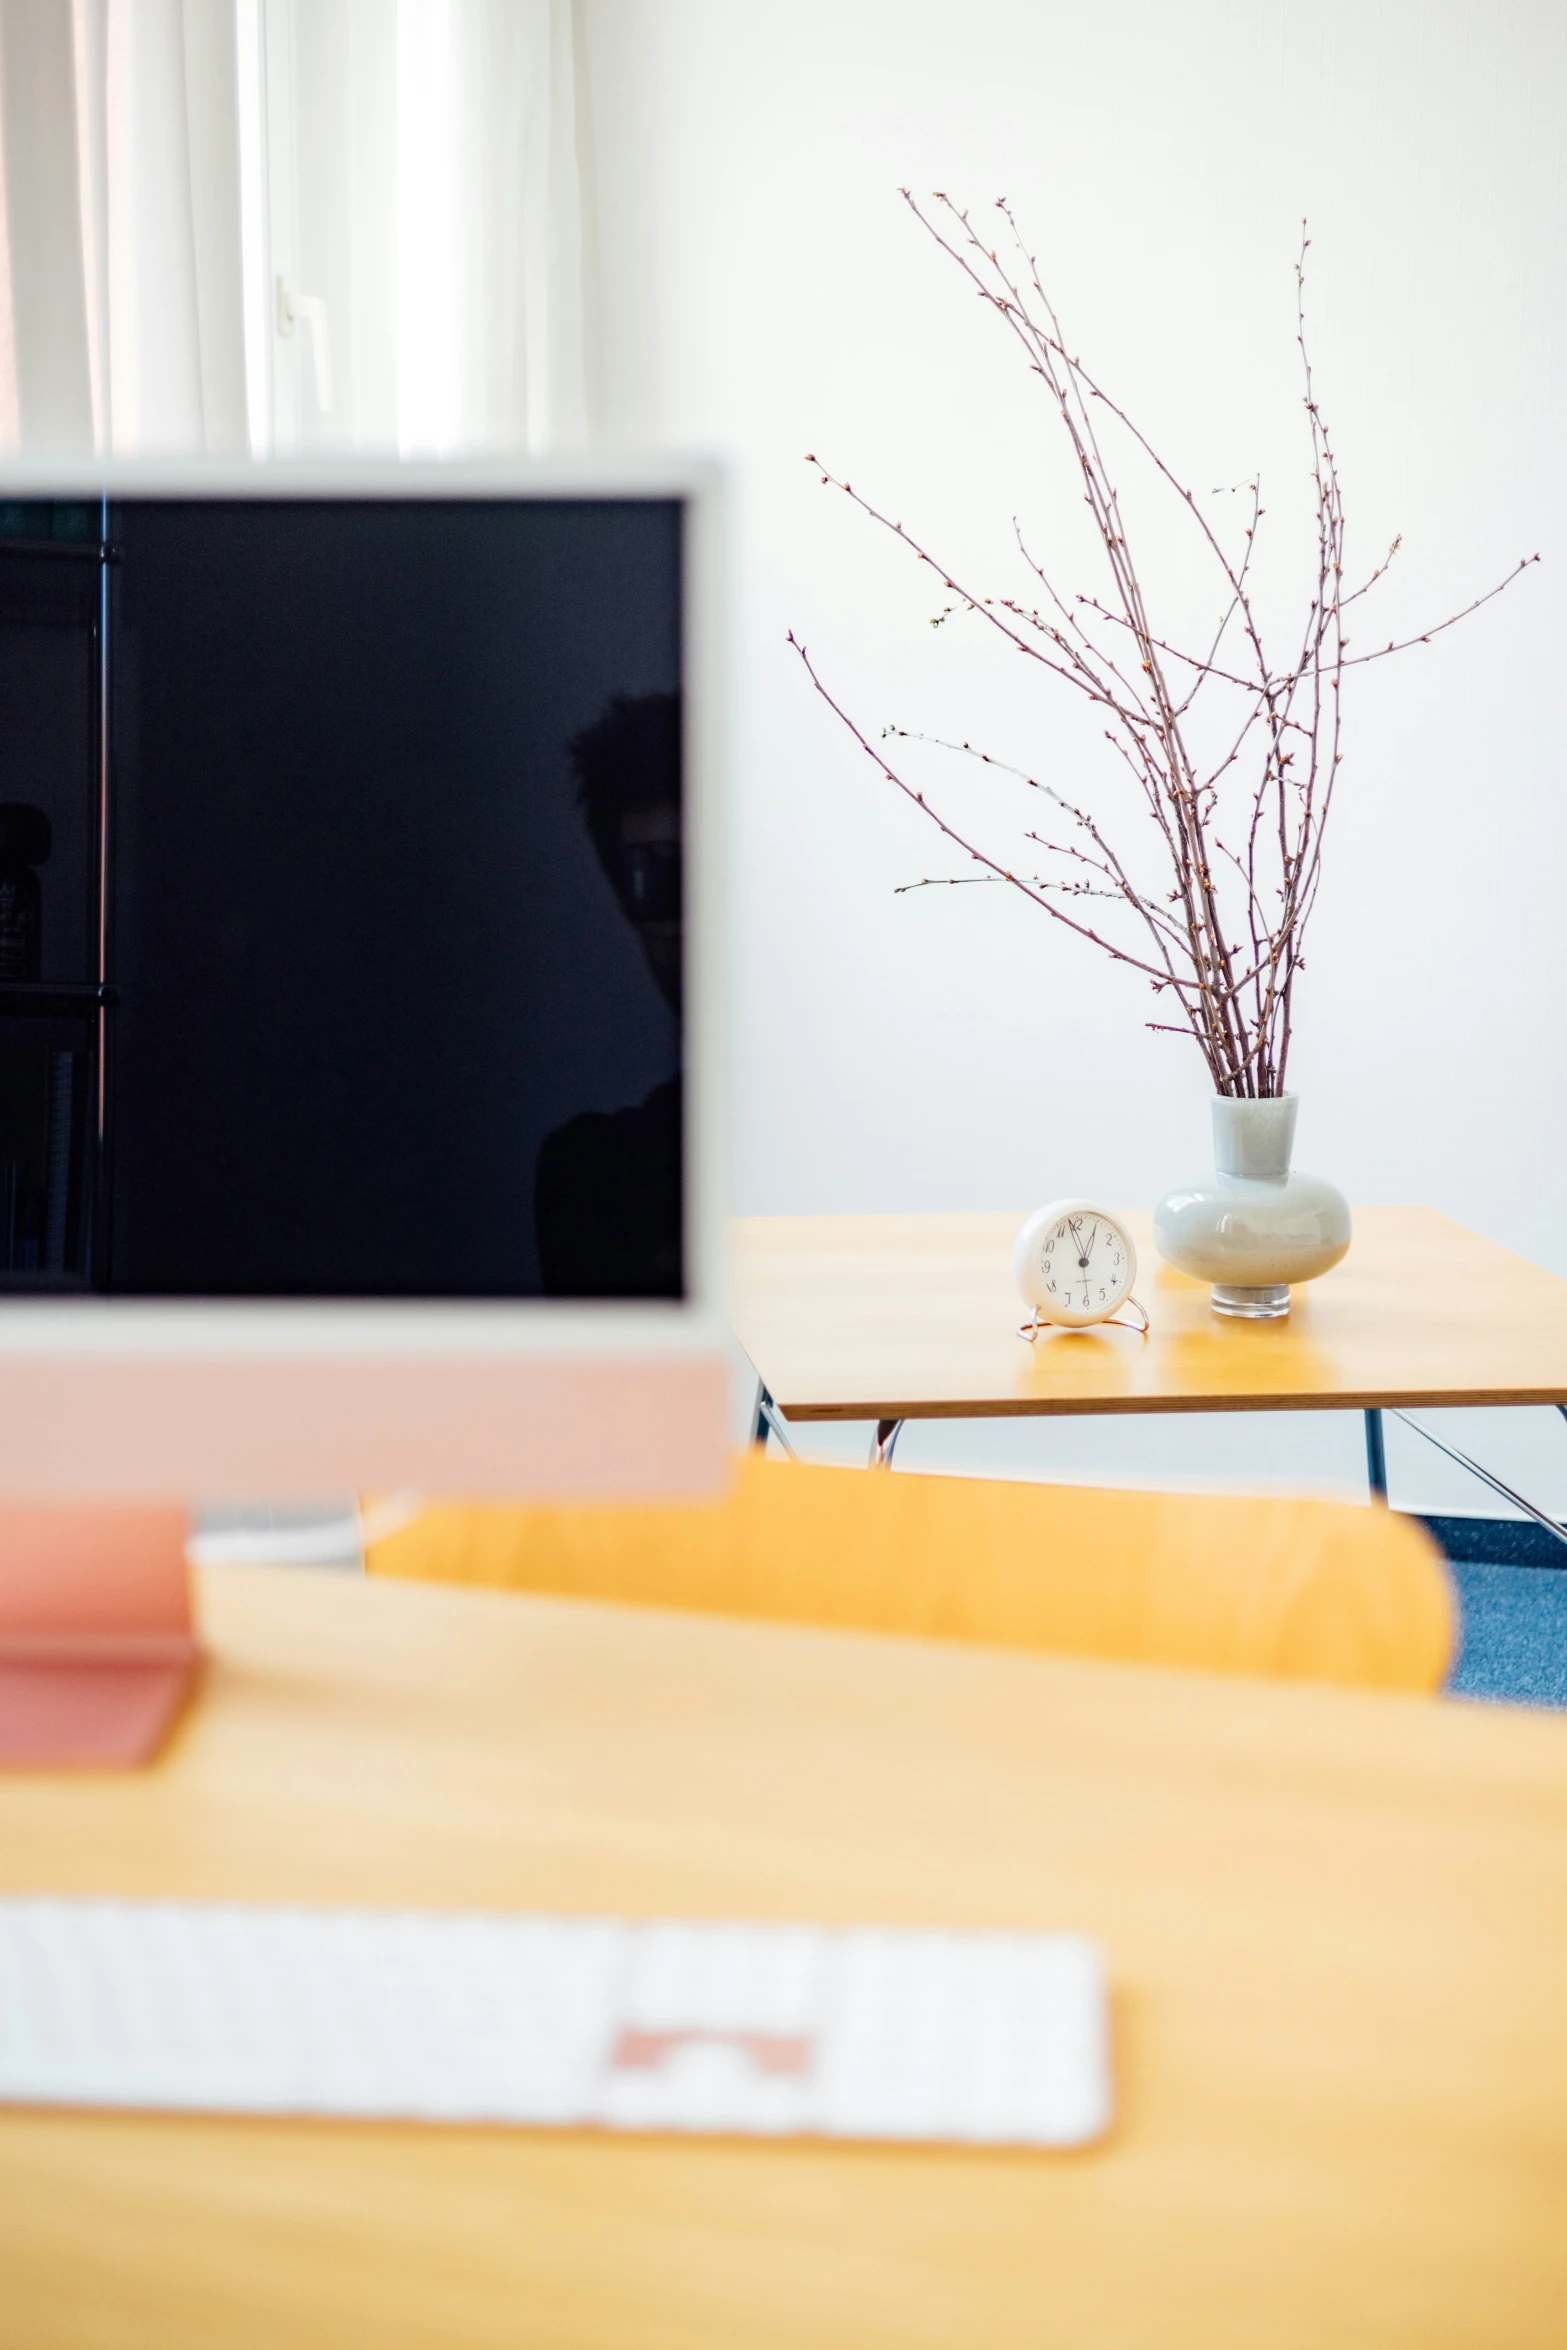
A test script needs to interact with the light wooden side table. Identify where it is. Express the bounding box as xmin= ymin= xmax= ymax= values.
xmin=731 ymin=1205 xmax=1567 ymax=1531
